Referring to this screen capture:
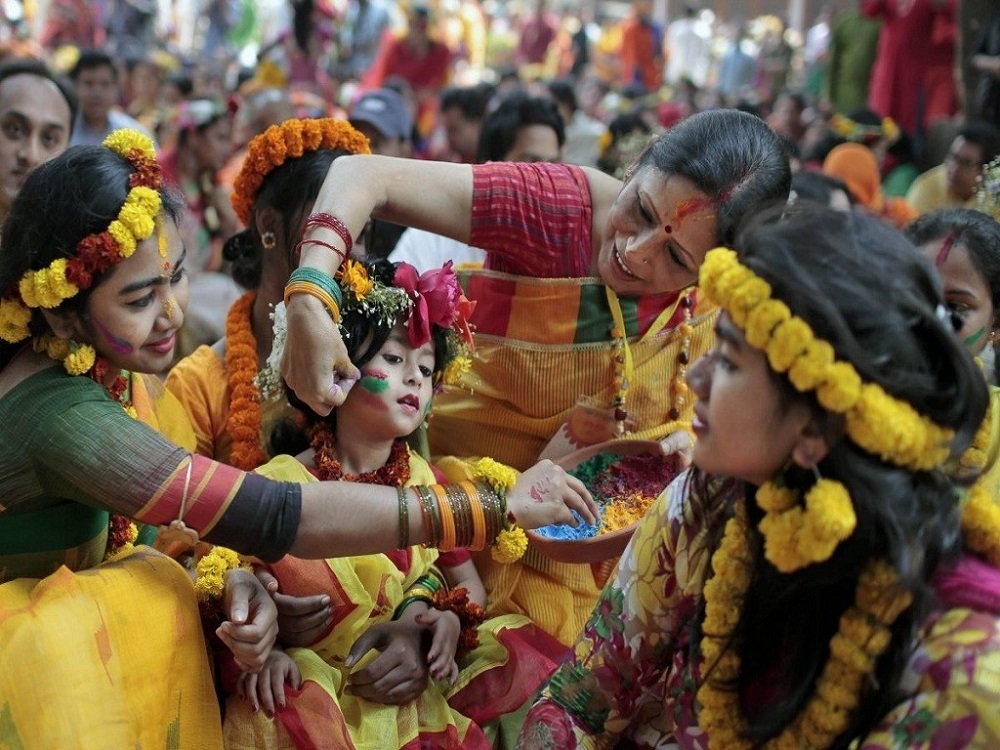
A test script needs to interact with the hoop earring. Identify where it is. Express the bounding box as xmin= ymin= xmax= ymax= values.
xmin=261 ymin=231 xmax=277 ymax=250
